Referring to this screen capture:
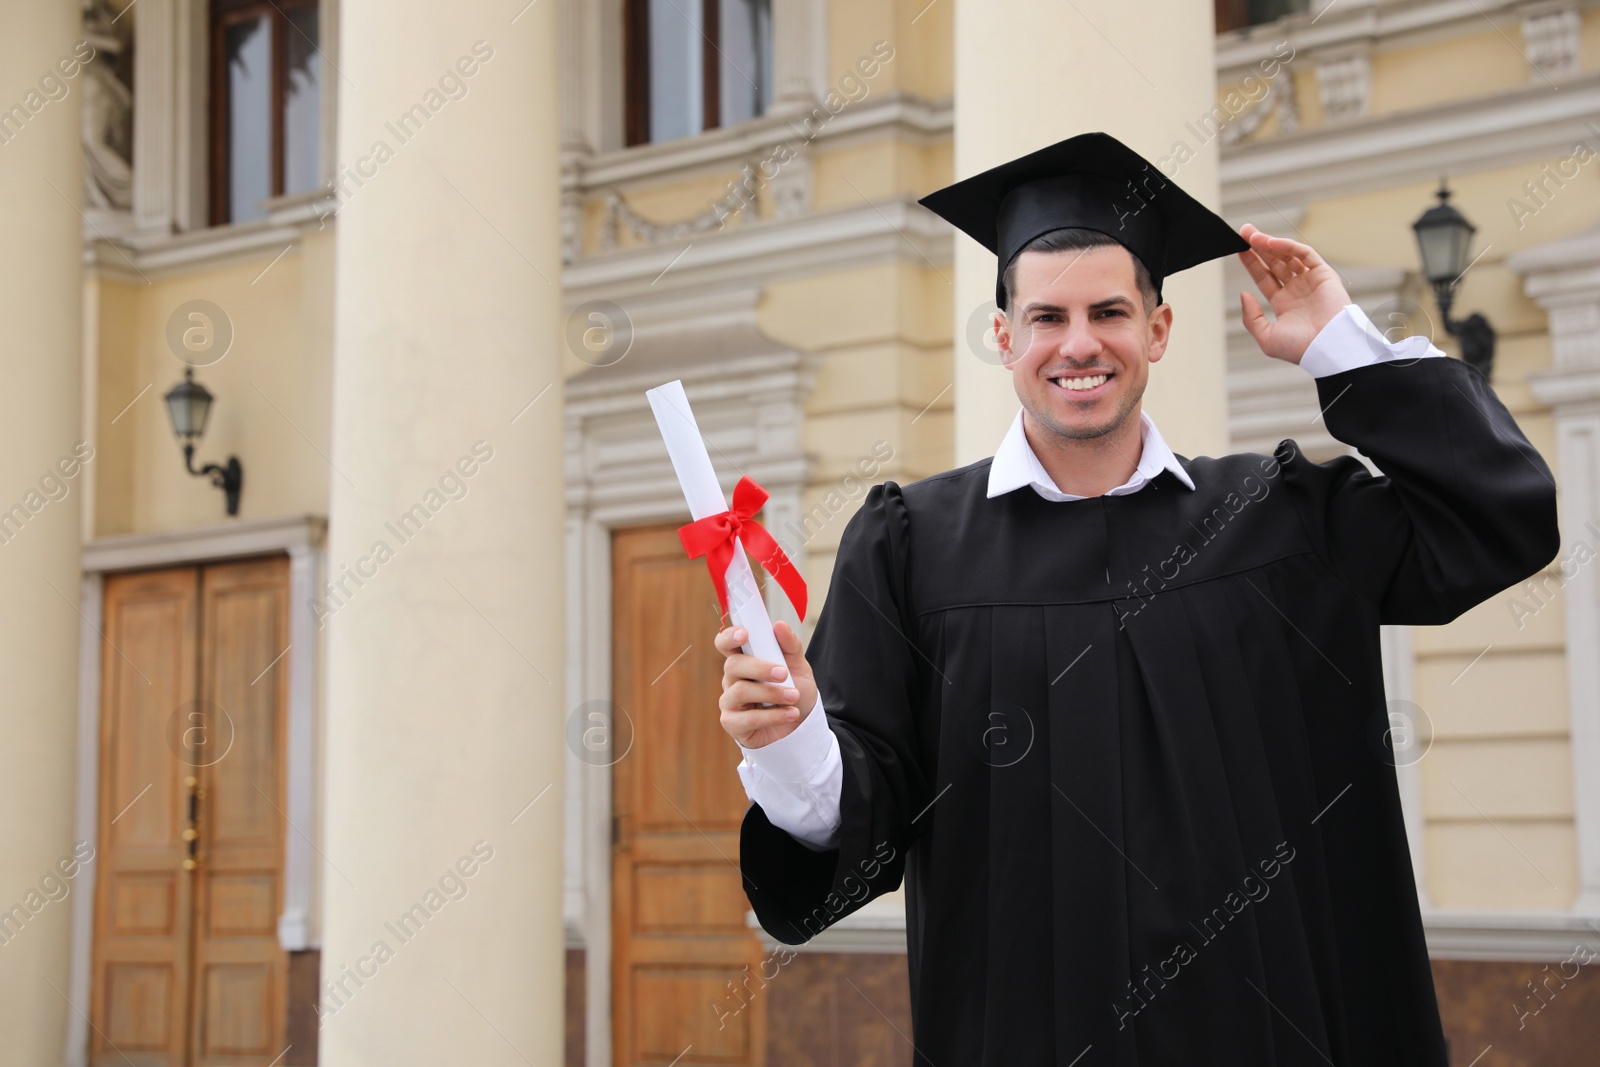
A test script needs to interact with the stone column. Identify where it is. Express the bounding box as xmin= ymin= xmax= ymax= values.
xmin=1510 ymin=225 xmax=1600 ymax=913
xmin=951 ymin=0 xmax=1231 ymax=463
xmin=320 ymin=0 xmax=566 ymax=1061
xmin=770 ymin=0 xmax=822 ymax=113
xmin=0 ymin=0 xmax=84 ymax=1060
